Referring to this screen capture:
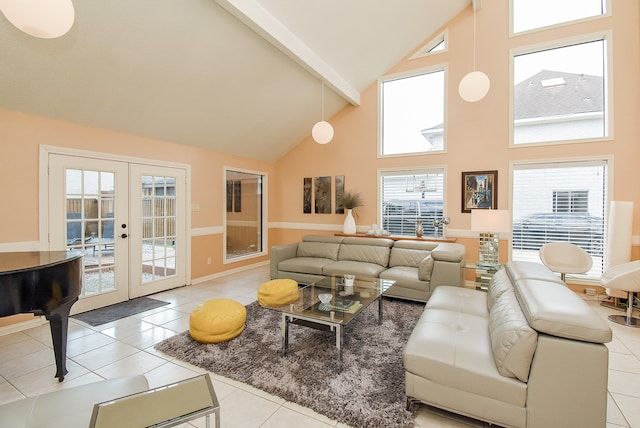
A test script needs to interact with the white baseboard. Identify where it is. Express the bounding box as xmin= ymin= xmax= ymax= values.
xmin=0 ymin=317 xmax=47 ymax=337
